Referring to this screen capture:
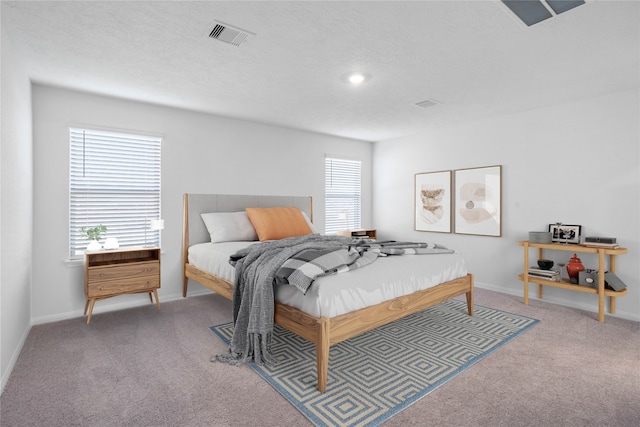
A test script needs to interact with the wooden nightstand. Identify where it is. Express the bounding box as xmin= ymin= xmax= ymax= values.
xmin=337 ymin=229 xmax=377 ymax=240
xmin=84 ymin=246 xmax=161 ymax=324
